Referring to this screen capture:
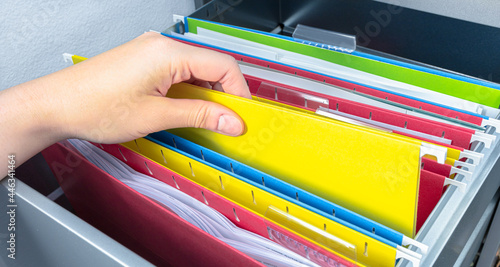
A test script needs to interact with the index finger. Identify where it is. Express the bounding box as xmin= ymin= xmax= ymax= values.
xmin=170 ymin=39 xmax=252 ymax=99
